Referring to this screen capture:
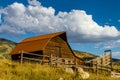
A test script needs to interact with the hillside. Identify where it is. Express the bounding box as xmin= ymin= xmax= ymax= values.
xmin=73 ymin=50 xmax=97 ymax=59
xmin=112 ymin=58 xmax=120 ymax=65
xmin=0 ymin=38 xmax=16 ymax=59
